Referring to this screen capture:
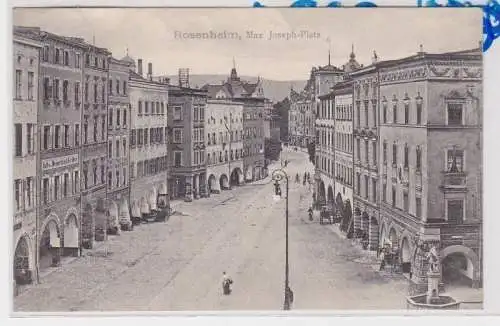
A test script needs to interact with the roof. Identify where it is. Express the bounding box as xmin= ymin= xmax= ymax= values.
xmin=203 ymin=67 xmax=263 ymax=99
